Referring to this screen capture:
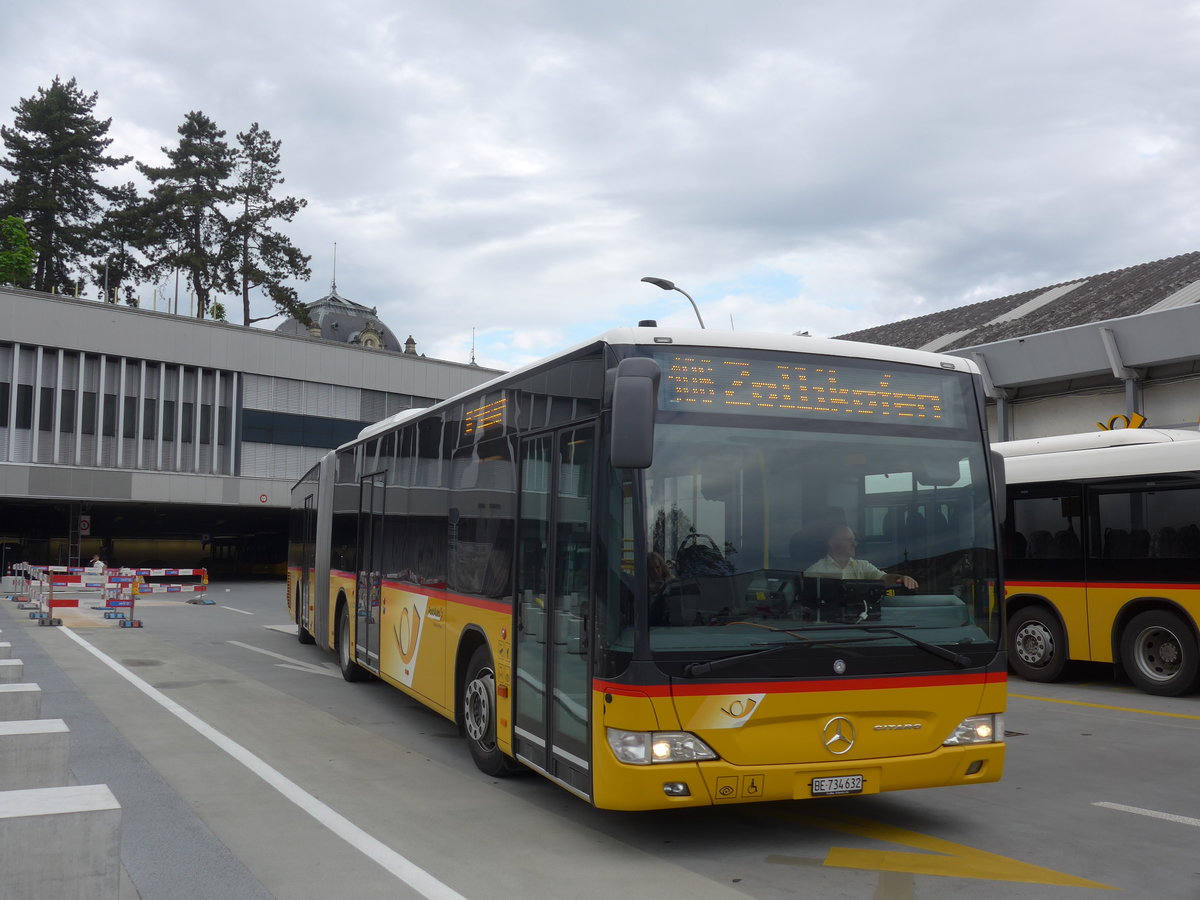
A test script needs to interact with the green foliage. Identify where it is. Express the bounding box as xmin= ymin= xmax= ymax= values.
xmin=0 ymin=77 xmax=130 ymax=293
xmin=89 ymin=181 xmax=145 ymax=304
xmin=209 ymin=300 xmax=228 ymax=321
xmin=138 ymin=111 xmax=237 ymax=319
xmin=0 ymin=215 xmax=35 ymax=286
xmin=226 ymin=122 xmax=312 ymax=326
xmin=0 ymin=81 xmax=312 ymax=326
